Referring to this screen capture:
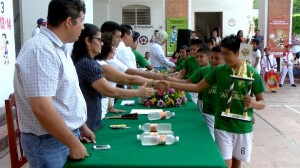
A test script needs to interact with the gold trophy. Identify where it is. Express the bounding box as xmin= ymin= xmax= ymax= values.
xmin=221 ymin=61 xmax=254 ymax=122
